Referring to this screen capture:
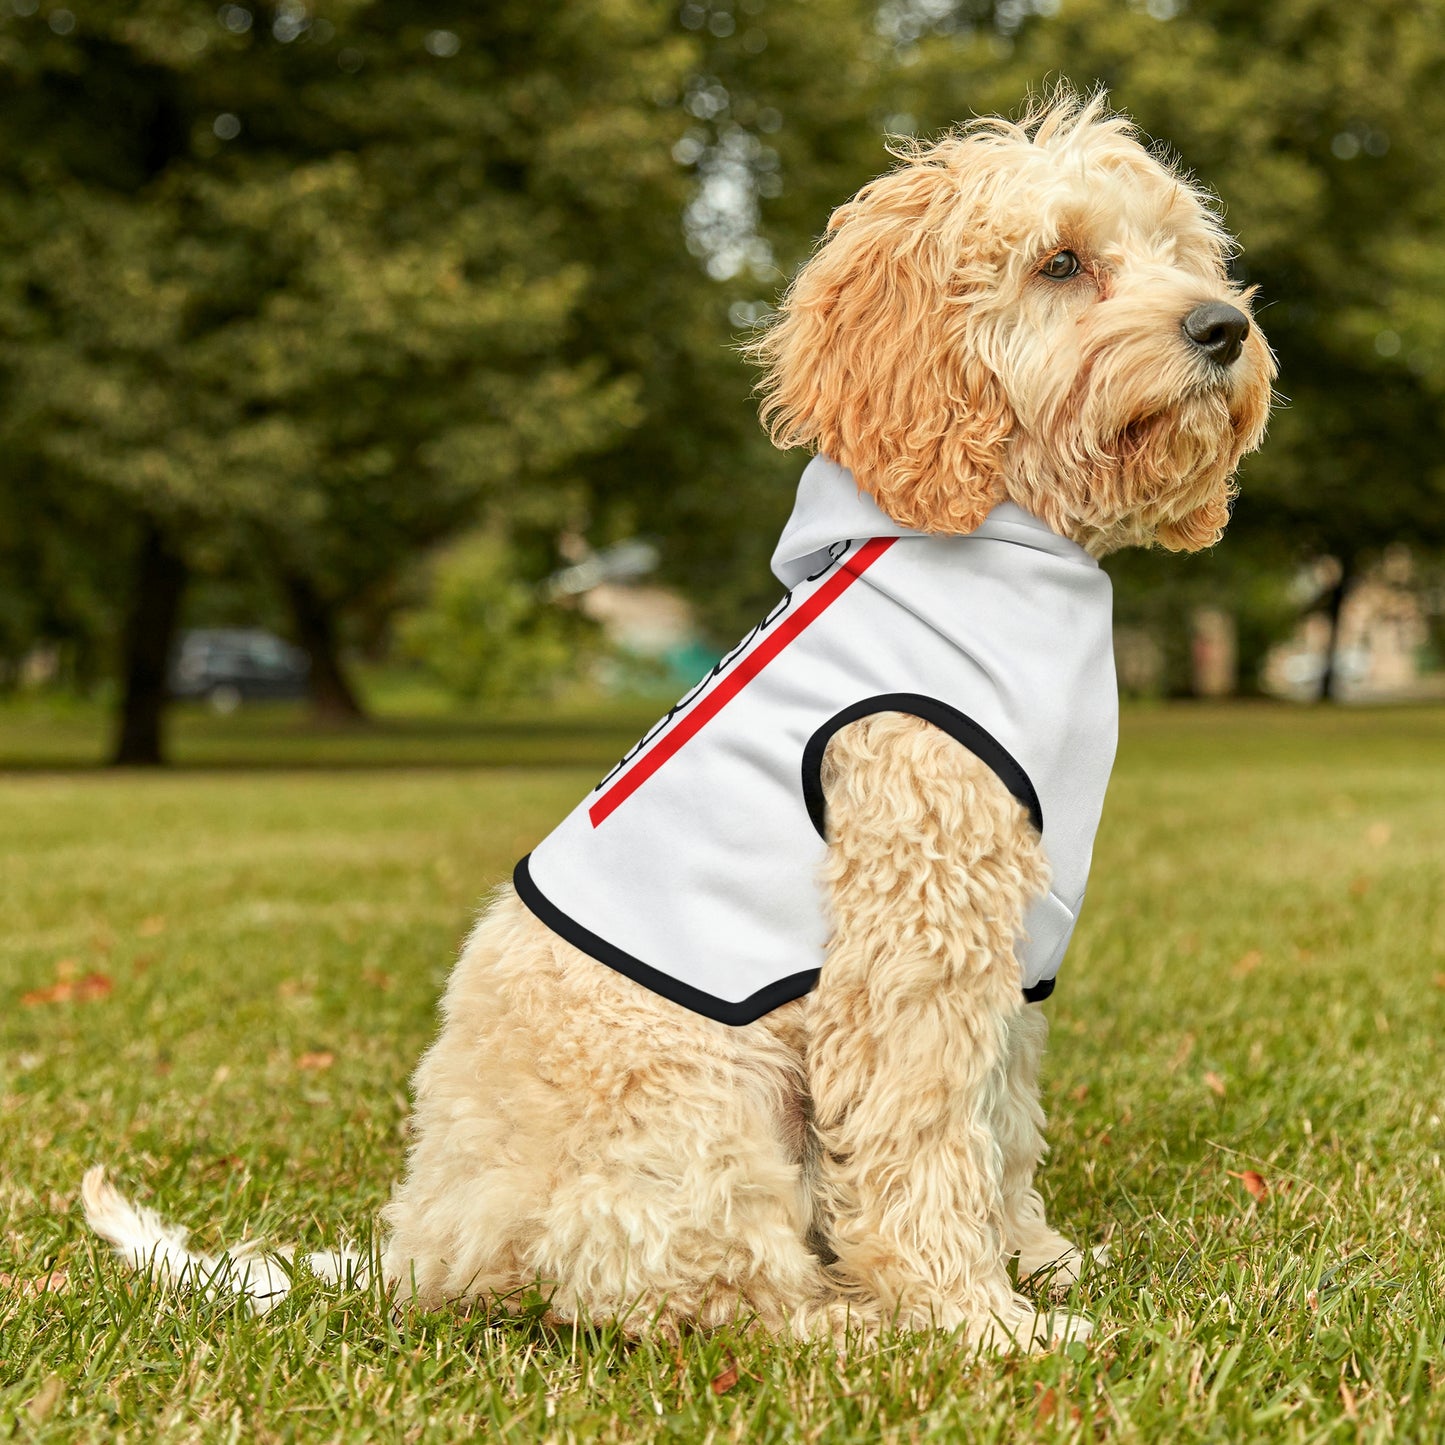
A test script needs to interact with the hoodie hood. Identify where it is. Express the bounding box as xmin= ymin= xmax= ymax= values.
xmin=771 ymin=455 xmax=1098 ymax=589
